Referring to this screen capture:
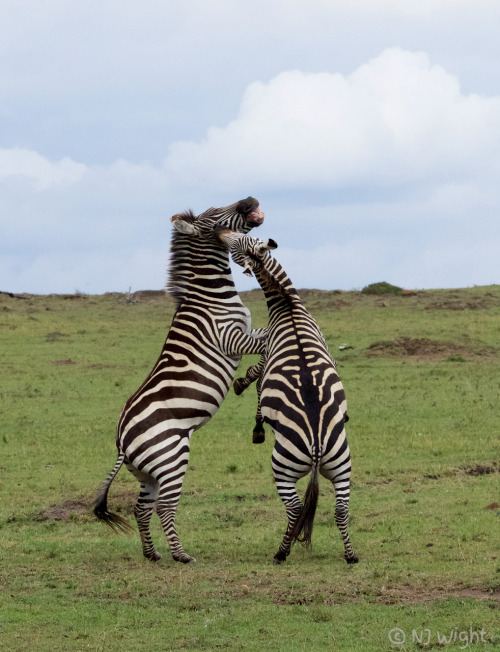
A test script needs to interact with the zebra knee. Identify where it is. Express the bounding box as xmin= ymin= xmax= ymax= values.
xmin=335 ymin=500 xmax=349 ymax=525
xmin=286 ymin=504 xmax=302 ymax=524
